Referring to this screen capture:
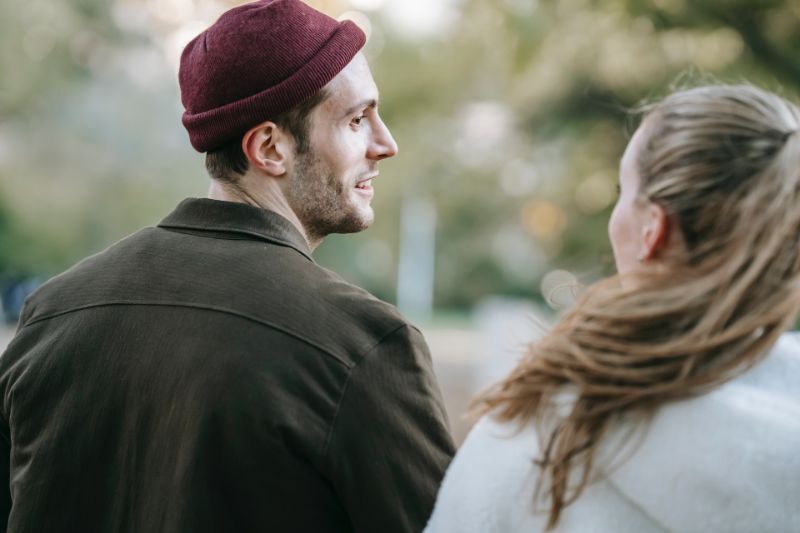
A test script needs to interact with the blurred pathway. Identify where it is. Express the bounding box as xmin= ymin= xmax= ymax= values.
xmin=421 ymin=298 xmax=548 ymax=445
xmin=423 ymin=326 xmax=482 ymax=445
